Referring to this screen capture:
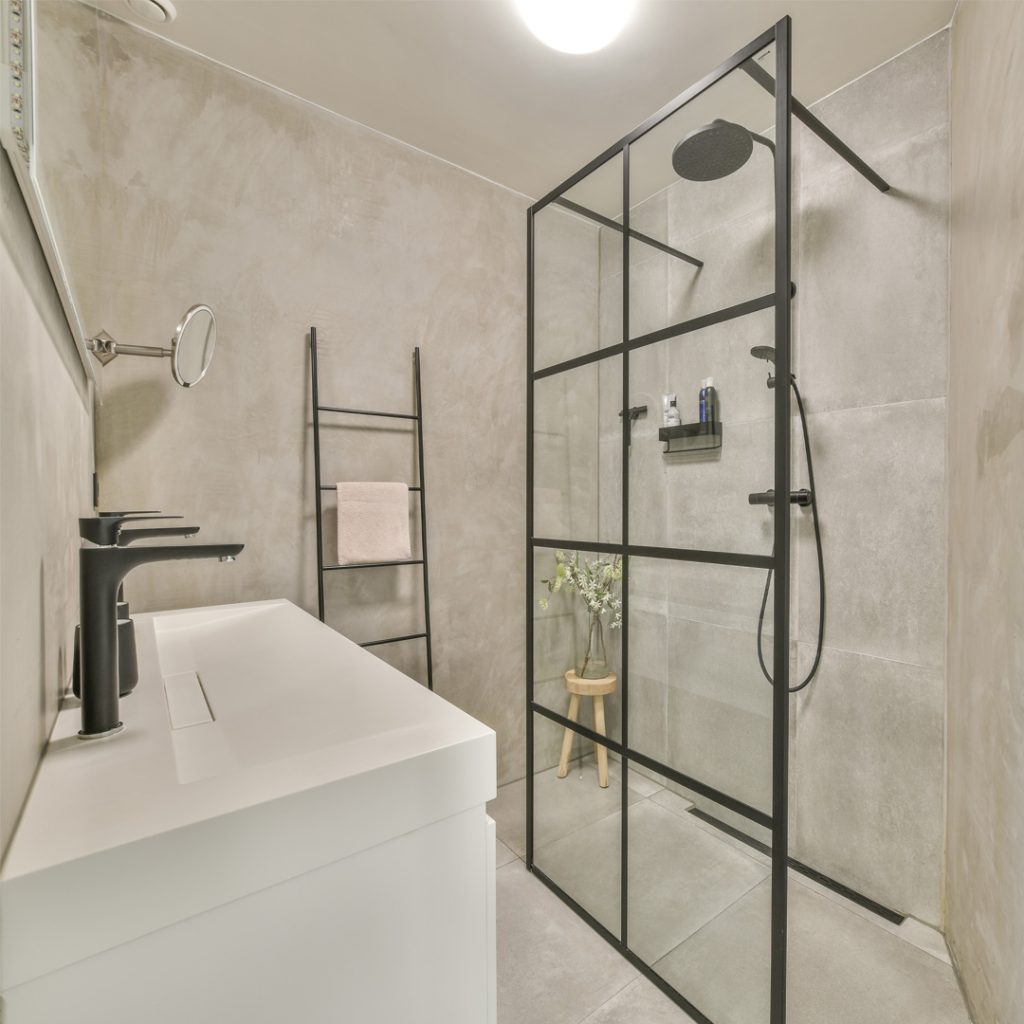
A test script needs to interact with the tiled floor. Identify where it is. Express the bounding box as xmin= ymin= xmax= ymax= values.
xmin=490 ymin=762 xmax=972 ymax=1024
